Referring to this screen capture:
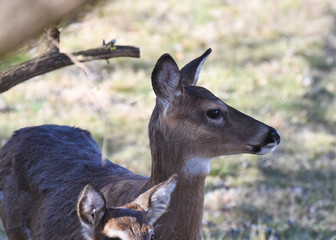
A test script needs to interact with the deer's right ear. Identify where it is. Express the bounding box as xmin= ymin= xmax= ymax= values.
xmin=180 ymin=48 xmax=212 ymax=86
xmin=135 ymin=174 xmax=178 ymax=226
xmin=151 ymin=54 xmax=182 ymax=104
xmin=77 ymin=184 xmax=106 ymax=227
